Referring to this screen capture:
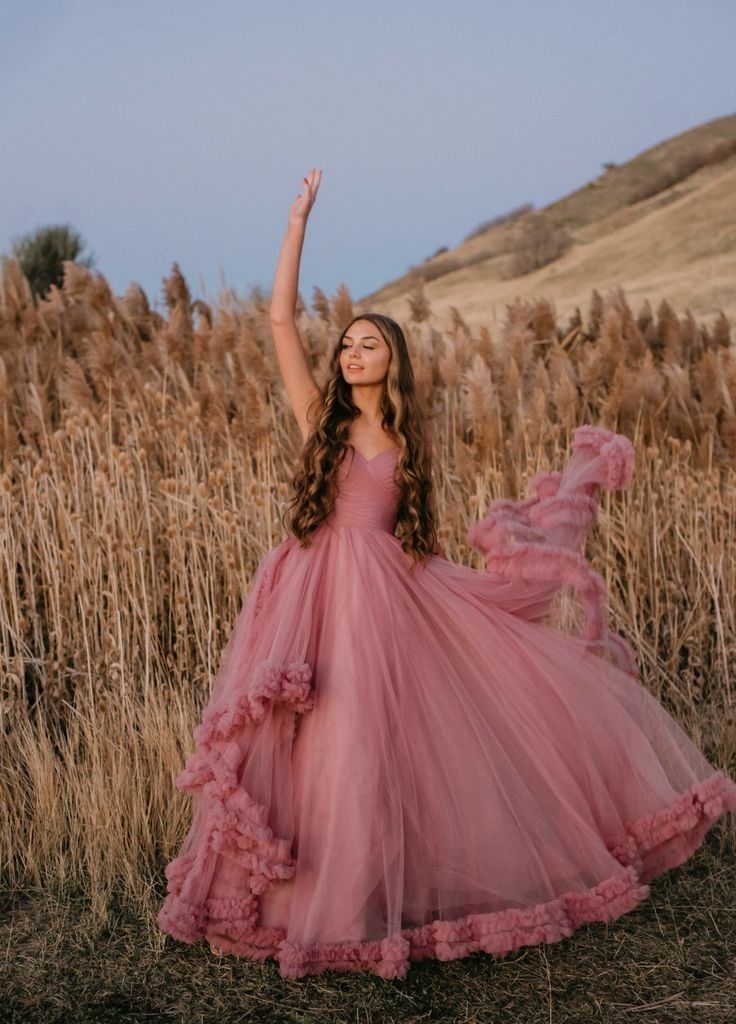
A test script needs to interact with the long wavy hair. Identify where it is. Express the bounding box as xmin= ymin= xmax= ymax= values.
xmin=280 ymin=312 xmax=442 ymax=573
